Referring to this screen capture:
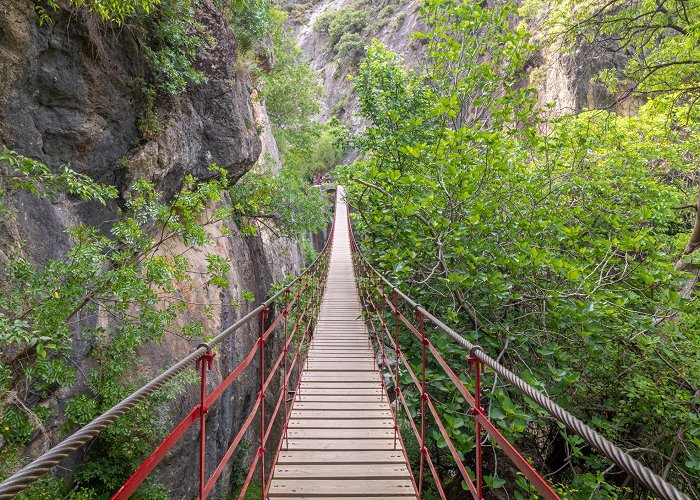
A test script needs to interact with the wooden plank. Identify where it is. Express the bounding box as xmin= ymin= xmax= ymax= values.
xmin=306 ymin=364 xmax=375 ymax=372
xmin=295 ymin=388 xmax=383 ymax=395
xmin=282 ymin=497 xmax=412 ymax=500
xmin=310 ymin=336 xmax=367 ymax=340
xmin=293 ymin=402 xmax=388 ymax=410
xmin=293 ymin=395 xmax=384 ymax=402
xmin=310 ymin=341 xmax=369 ymax=345
xmin=307 ymin=356 xmax=375 ymax=361
xmin=289 ymin=410 xmax=392 ymax=419
xmin=286 ymin=439 xmax=397 ymax=450
xmin=311 ymin=334 xmax=366 ymax=337
xmin=308 ymin=350 xmax=373 ymax=354
xmin=286 ymin=428 xmax=396 ymax=439
xmin=287 ymin=419 xmax=394 ymax=428
xmin=298 ymin=382 xmax=381 ymax=389
xmin=307 ymin=360 xmax=375 ymax=365
xmin=275 ymin=450 xmax=406 ymax=465
xmin=301 ymin=374 xmax=381 ymax=382
xmin=272 ymin=464 xmax=410 ymax=480
xmin=267 ymin=479 xmax=416 ymax=497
